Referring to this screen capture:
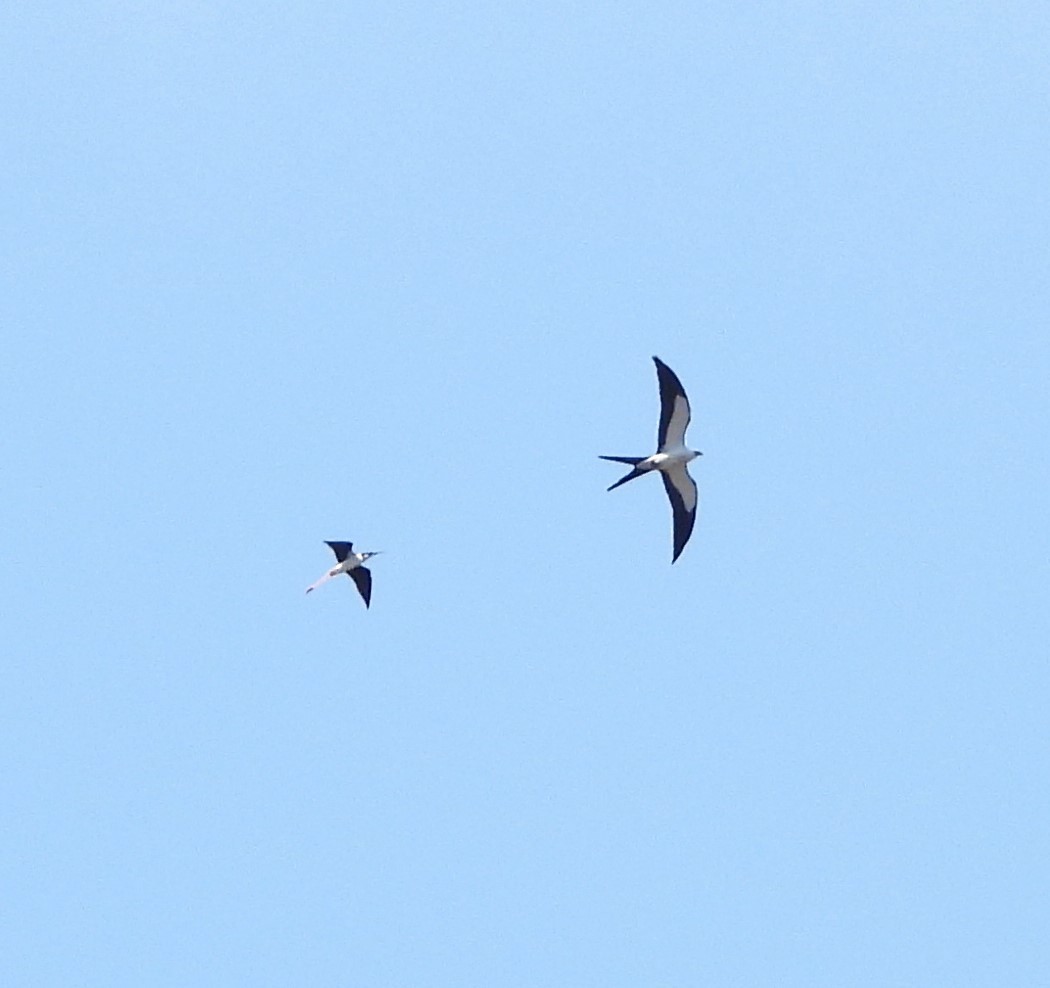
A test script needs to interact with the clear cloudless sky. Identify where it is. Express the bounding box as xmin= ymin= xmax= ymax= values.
xmin=2 ymin=2 xmax=1048 ymax=985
